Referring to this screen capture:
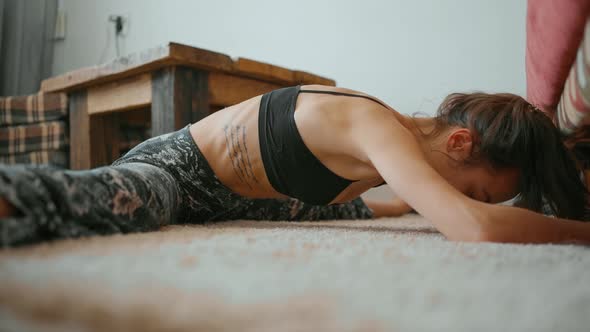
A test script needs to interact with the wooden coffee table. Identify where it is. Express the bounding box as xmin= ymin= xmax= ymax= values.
xmin=40 ymin=42 xmax=335 ymax=169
